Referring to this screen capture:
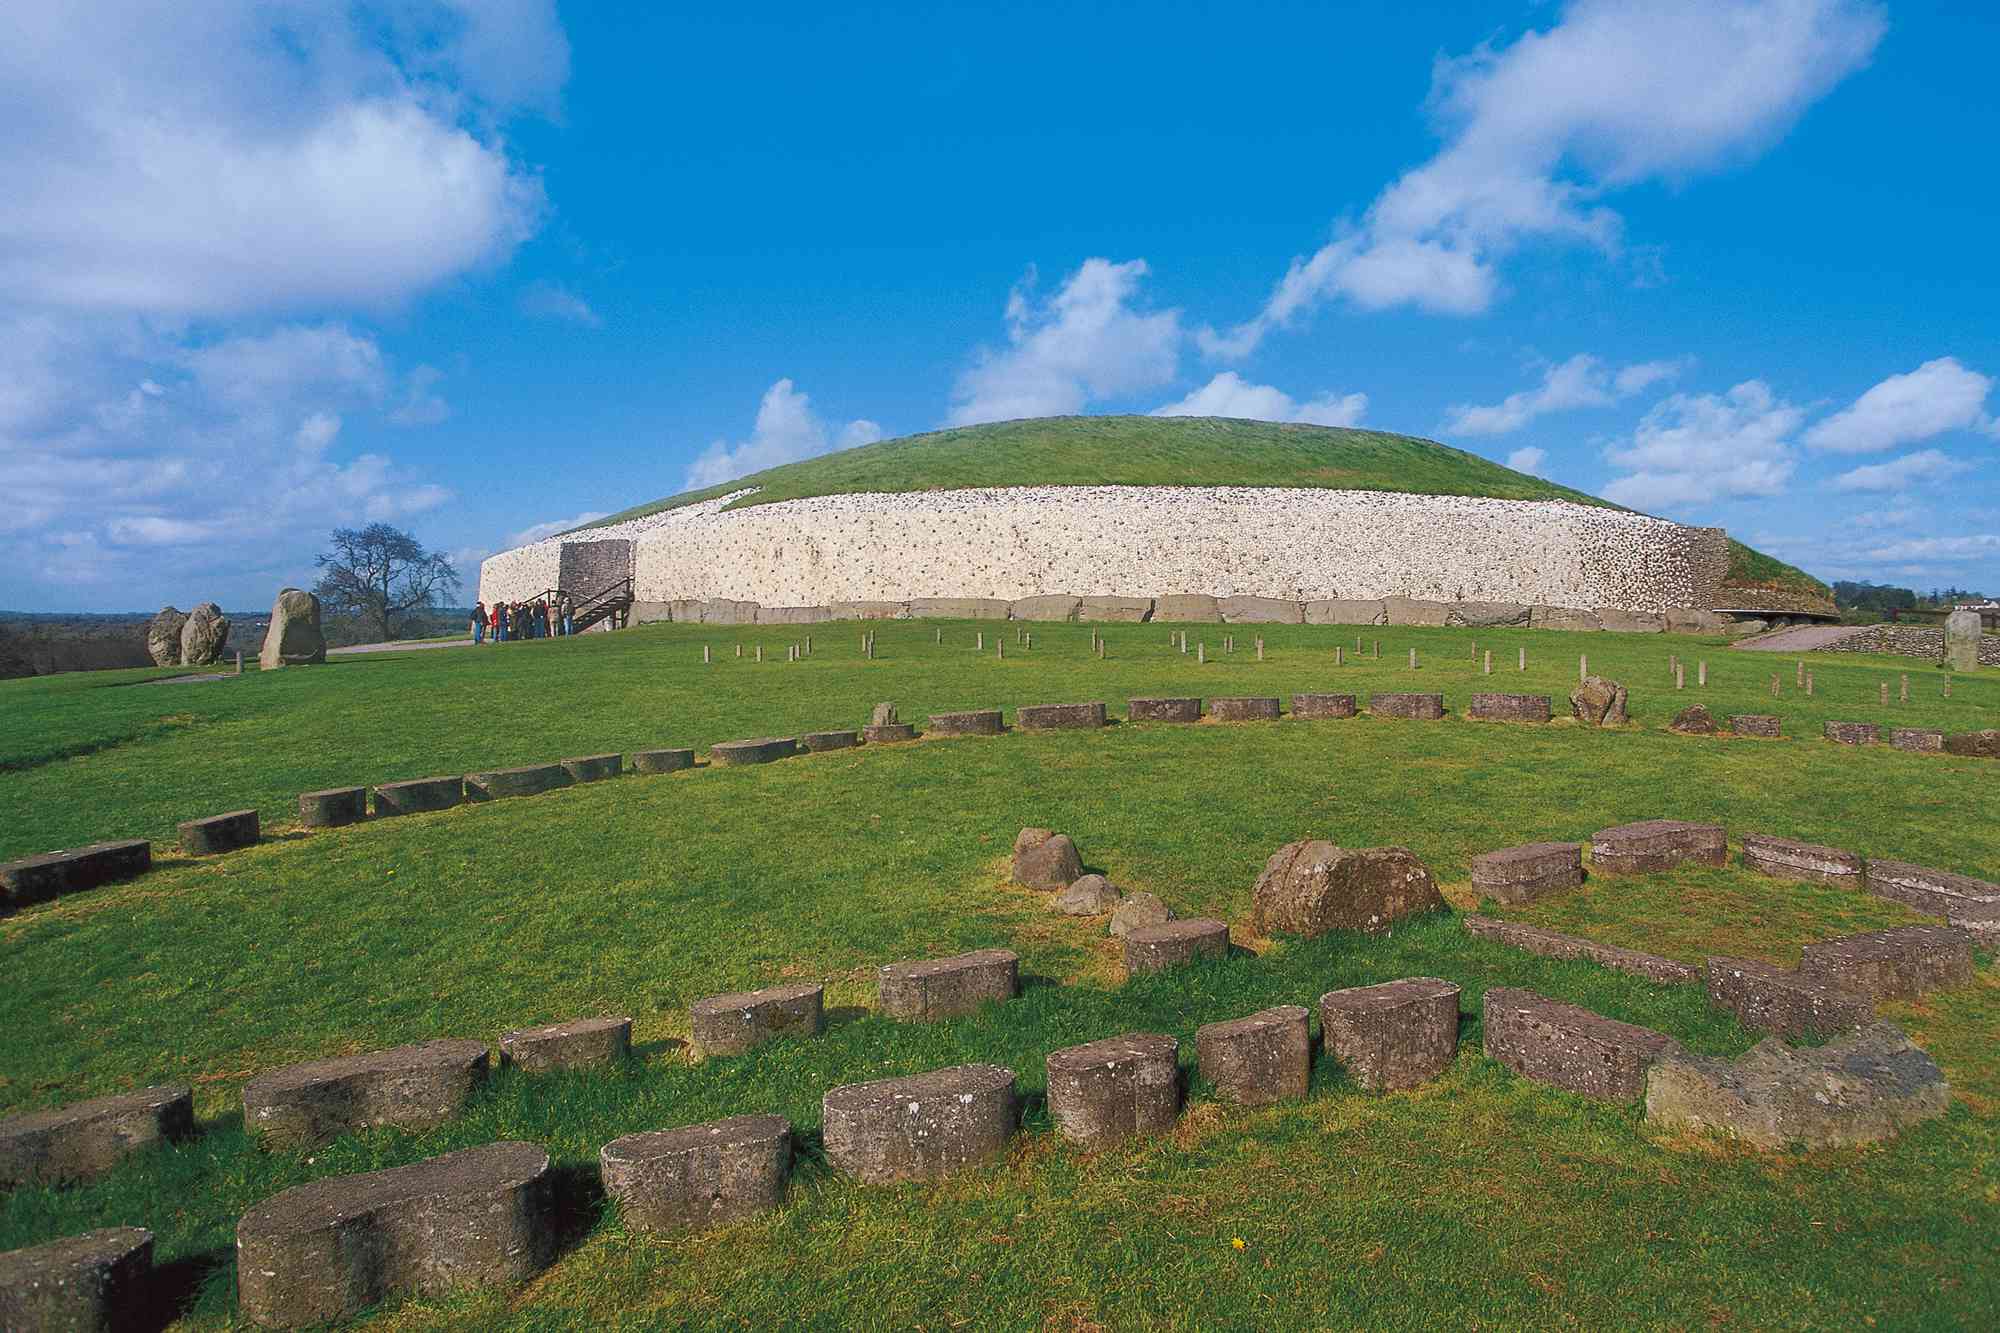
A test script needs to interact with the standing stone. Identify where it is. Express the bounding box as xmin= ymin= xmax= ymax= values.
xmin=601 ymin=1115 xmax=792 ymax=1234
xmin=1569 ymin=676 xmax=1628 ymax=726
xmin=259 ymin=588 xmax=326 ymax=668
xmin=1011 ymin=829 xmax=1083 ymax=891
xmin=145 ymin=606 xmax=188 ymax=666
xmin=1046 ymin=1034 xmax=1181 ymax=1145
xmin=1196 ymin=1006 xmax=1311 ymax=1106
xmin=1319 ymin=978 xmax=1460 ymax=1091
xmin=178 ymin=601 xmax=230 ymax=665
xmin=1250 ymin=842 xmax=1442 ymax=937
xmin=0 ymin=1227 xmax=154 ymax=1333
xmin=1945 ymin=608 xmax=1981 ymax=671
